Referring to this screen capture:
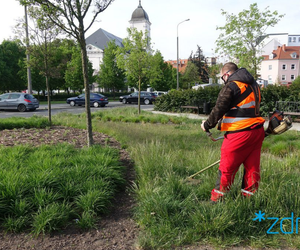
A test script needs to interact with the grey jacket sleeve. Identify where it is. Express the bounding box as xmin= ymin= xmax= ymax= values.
xmin=203 ymin=85 xmax=234 ymax=131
